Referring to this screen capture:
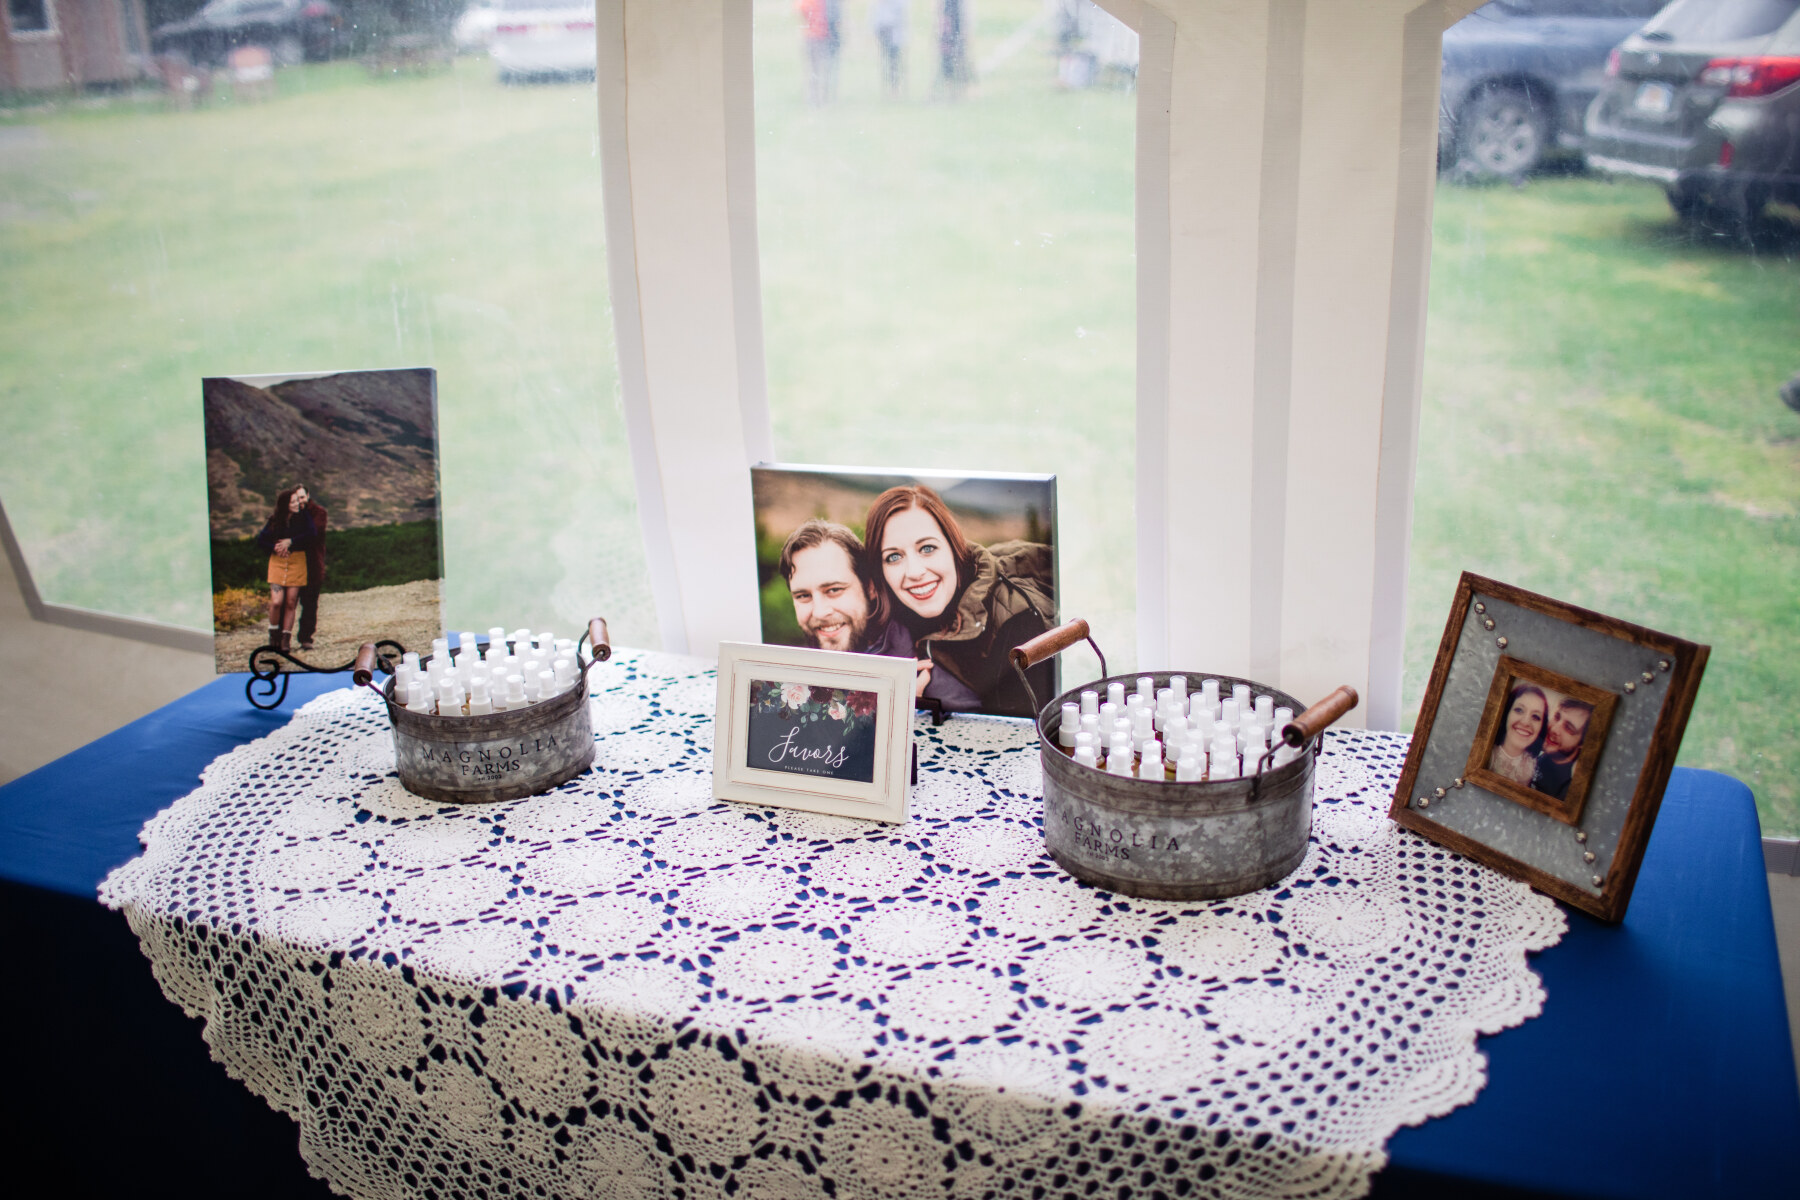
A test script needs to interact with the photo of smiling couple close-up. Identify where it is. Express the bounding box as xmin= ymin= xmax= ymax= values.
xmin=752 ymin=467 xmax=1057 ymax=719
